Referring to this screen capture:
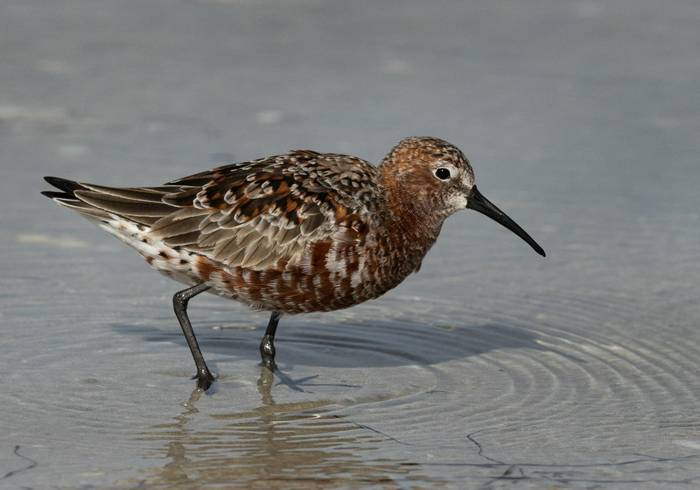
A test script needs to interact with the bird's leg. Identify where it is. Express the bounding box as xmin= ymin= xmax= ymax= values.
xmin=173 ymin=283 xmax=215 ymax=390
xmin=259 ymin=311 xmax=281 ymax=370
